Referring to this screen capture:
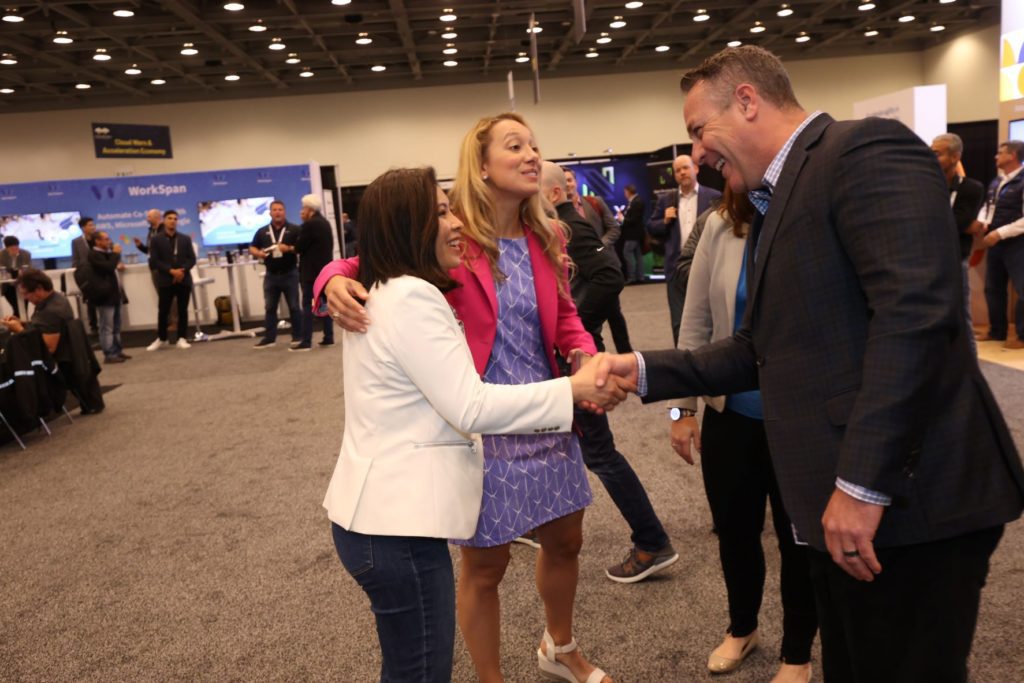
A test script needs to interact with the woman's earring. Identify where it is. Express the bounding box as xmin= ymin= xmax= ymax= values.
xmin=482 ymin=173 xmax=489 ymax=180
